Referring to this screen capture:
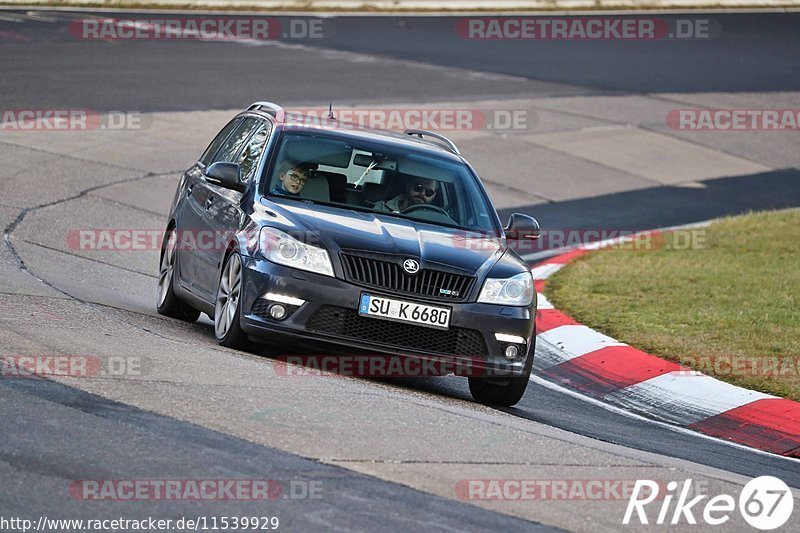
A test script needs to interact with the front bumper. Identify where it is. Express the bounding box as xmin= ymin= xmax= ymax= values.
xmin=238 ymin=256 xmax=536 ymax=376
